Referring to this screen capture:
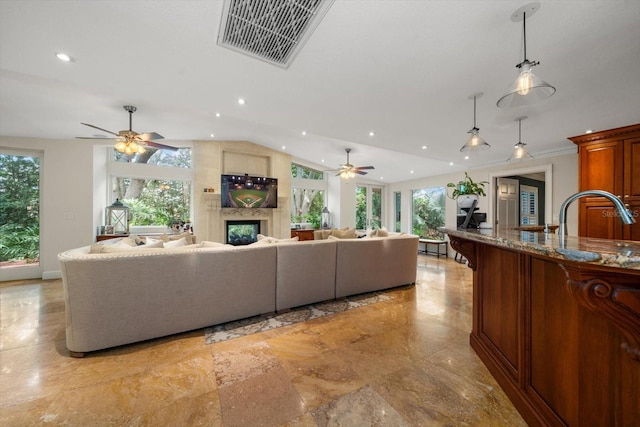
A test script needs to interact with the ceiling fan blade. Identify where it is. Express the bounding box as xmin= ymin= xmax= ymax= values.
xmin=75 ymin=136 xmax=115 ymax=140
xmin=355 ymin=170 xmax=368 ymax=175
xmin=354 ymin=166 xmax=375 ymax=170
xmin=141 ymin=140 xmax=179 ymax=151
xmin=81 ymin=123 xmax=119 ymax=137
xmin=136 ymin=132 xmax=164 ymax=141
